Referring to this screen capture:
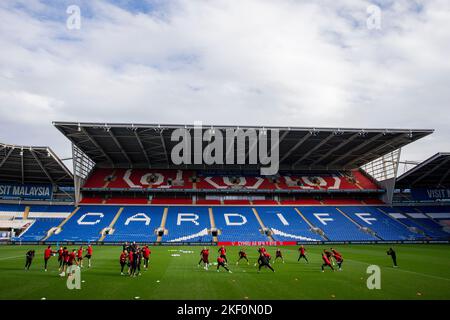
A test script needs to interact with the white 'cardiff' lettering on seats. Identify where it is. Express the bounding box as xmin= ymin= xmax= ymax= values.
xmin=77 ymin=213 xmax=104 ymax=225
xmin=313 ymin=213 xmax=333 ymax=225
xmin=224 ymin=213 xmax=247 ymax=226
xmin=177 ymin=213 xmax=199 ymax=225
xmin=355 ymin=213 xmax=377 ymax=225
xmin=125 ymin=213 xmax=151 ymax=226
xmin=276 ymin=213 xmax=289 ymax=226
